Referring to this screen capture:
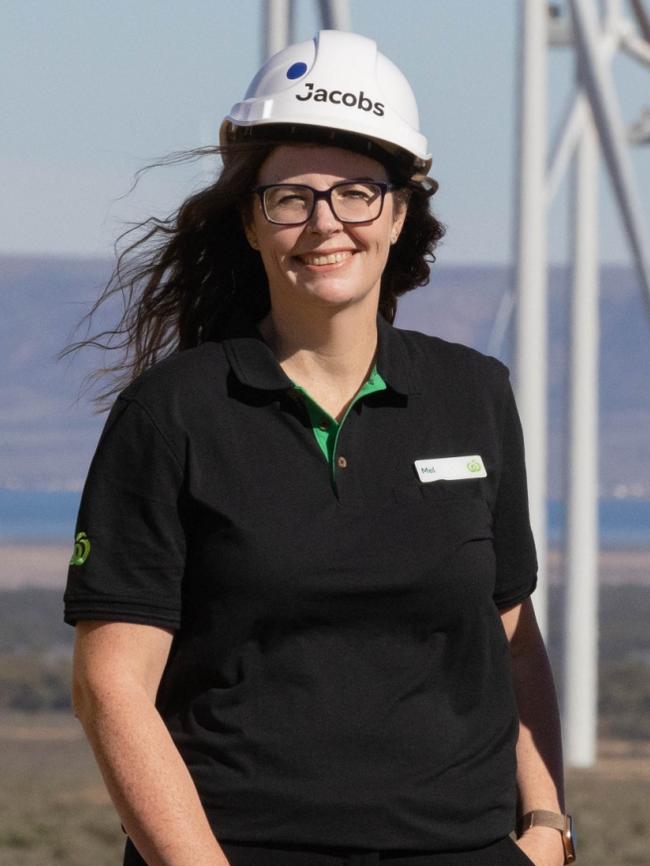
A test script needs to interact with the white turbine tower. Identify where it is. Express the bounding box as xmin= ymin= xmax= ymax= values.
xmin=511 ymin=0 xmax=650 ymax=768
xmin=263 ymin=0 xmax=350 ymax=60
